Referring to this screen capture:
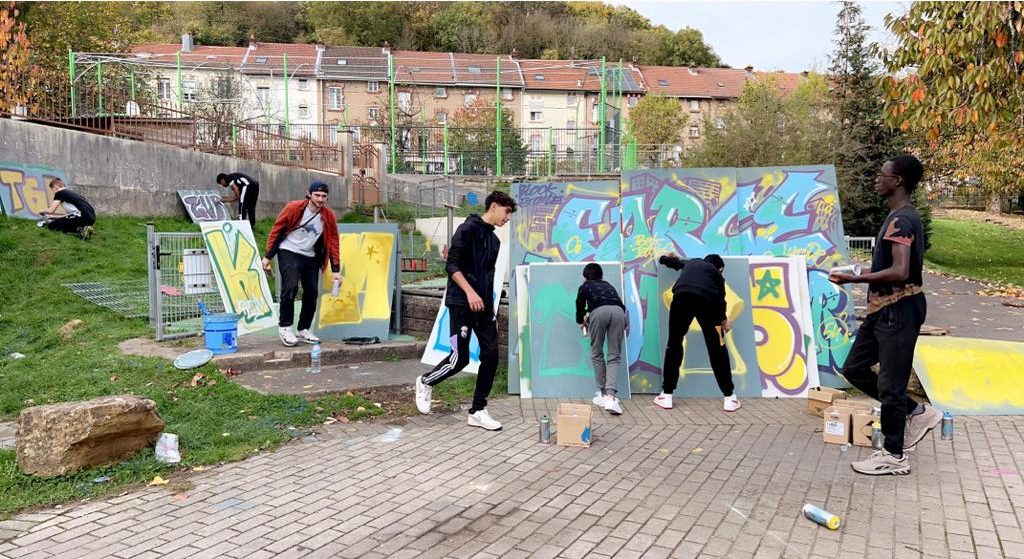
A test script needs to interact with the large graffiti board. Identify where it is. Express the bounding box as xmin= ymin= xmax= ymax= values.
xmin=316 ymin=223 xmax=398 ymax=340
xmin=913 ymin=337 xmax=1024 ymax=415
xmin=178 ymin=190 xmax=232 ymax=223
xmin=0 ymin=162 xmax=67 ymax=219
xmin=507 ymin=181 xmax=622 ymax=394
xmin=199 ymin=221 xmax=278 ymax=335
xmin=508 ymin=167 xmax=856 ymax=395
